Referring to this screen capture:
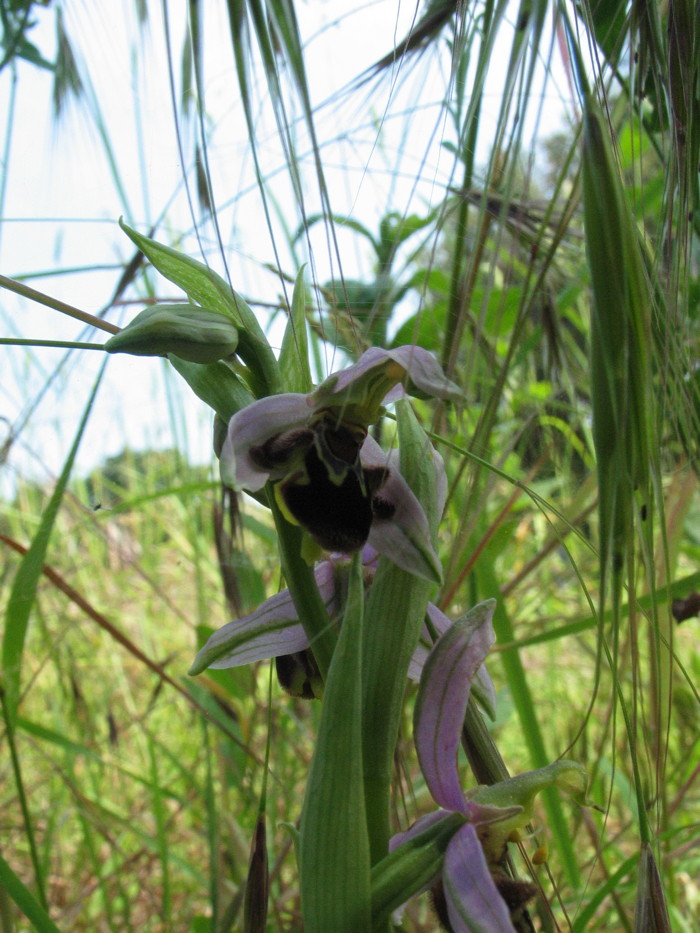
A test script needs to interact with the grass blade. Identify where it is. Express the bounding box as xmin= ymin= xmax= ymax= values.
xmin=2 ymin=362 xmax=105 ymax=726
